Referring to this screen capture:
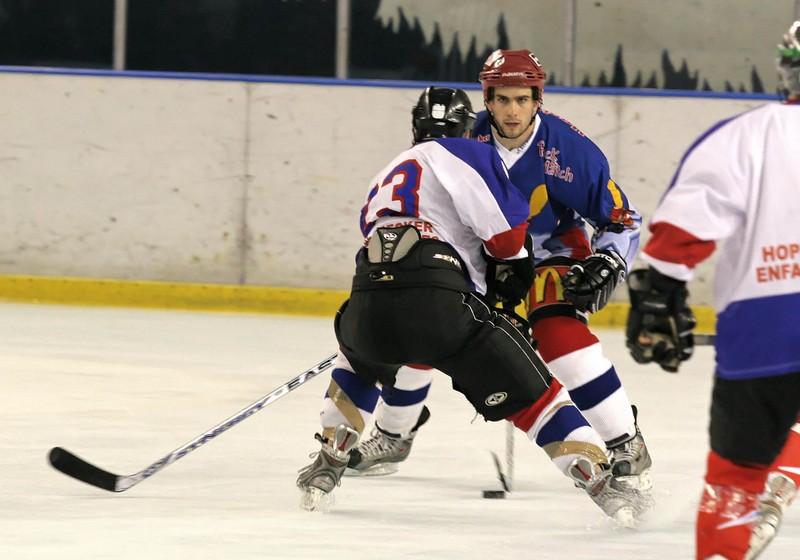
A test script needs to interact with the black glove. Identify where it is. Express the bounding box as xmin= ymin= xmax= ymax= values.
xmin=626 ymin=267 xmax=696 ymax=373
xmin=485 ymin=236 xmax=535 ymax=307
xmin=562 ymin=250 xmax=626 ymax=313
xmin=493 ymin=259 xmax=534 ymax=305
